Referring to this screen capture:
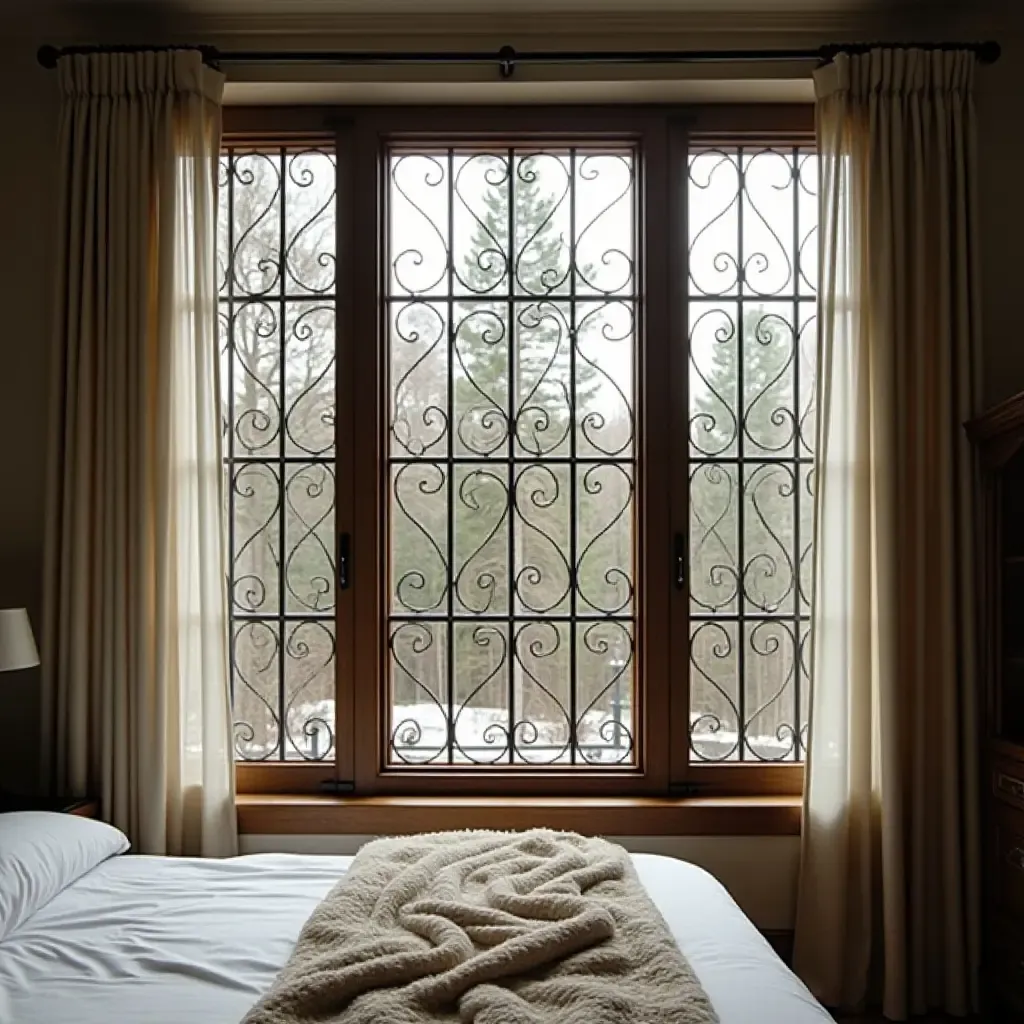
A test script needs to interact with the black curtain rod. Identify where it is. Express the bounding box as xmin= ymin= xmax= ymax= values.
xmin=37 ymin=41 xmax=1001 ymax=75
